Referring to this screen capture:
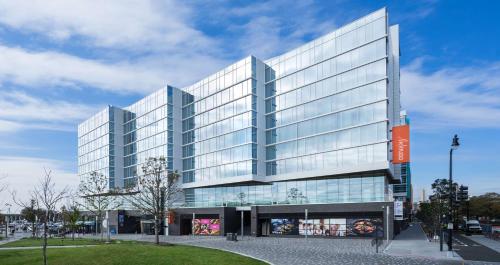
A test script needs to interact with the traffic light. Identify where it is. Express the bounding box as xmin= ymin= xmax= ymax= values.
xmin=457 ymin=185 xmax=469 ymax=202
